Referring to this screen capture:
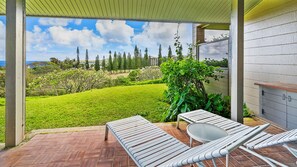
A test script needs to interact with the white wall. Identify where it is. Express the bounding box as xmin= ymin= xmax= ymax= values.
xmin=244 ymin=0 xmax=297 ymax=114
